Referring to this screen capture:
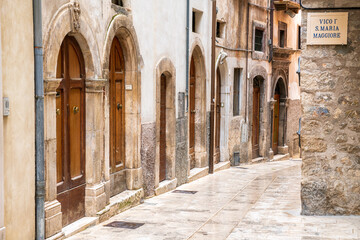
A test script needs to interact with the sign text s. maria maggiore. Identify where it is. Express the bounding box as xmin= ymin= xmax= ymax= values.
xmin=307 ymin=12 xmax=348 ymax=45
